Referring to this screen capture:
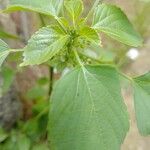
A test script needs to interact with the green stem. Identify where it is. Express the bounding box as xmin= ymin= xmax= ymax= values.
xmin=119 ymin=71 xmax=133 ymax=82
xmin=38 ymin=15 xmax=54 ymax=96
xmin=48 ymin=67 xmax=54 ymax=96
xmin=73 ymin=49 xmax=83 ymax=67
xmin=72 ymin=16 xmax=76 ymax=29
